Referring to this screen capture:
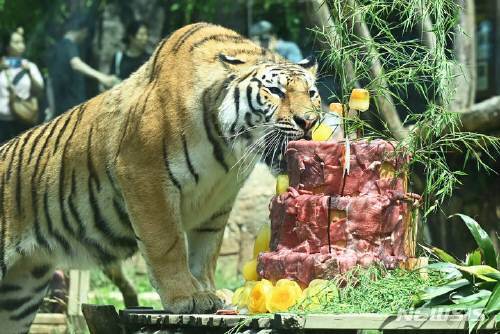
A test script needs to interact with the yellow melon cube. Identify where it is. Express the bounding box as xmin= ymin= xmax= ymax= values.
xmin=232 ymin=281 xmax=257 ymax=308
xmin=329 ymin=102 xmax=344 ymax=116
xmin=349 ymin=88 xmax=370 ymax=111
xmin=276 ymin=174 xmax=289 ymax=195
xmin=297 ymin=279 xmax=338 ymax=311
xmin=242 ymin=259 xmax=259 ymax=281
xmin=253 ymin=224 xmax=271 ymax=258
xmin=312 ymin=123 xmax=334 ymax=141
xmin=379 ymin=162 xmax=396 ymax=179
